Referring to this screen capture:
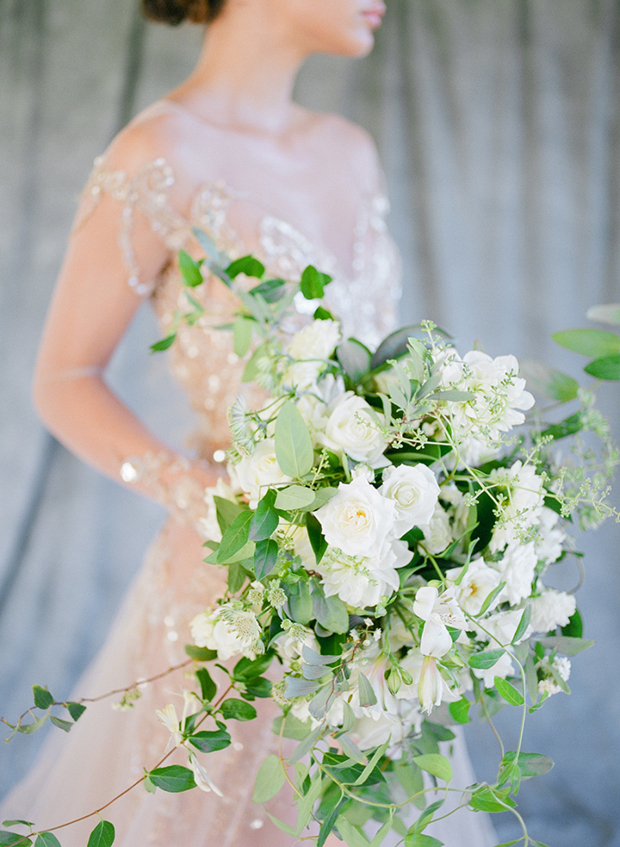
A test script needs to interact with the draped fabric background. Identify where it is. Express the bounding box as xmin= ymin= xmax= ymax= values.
xmin=1 ymin=1 xmax=619 ymax=844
